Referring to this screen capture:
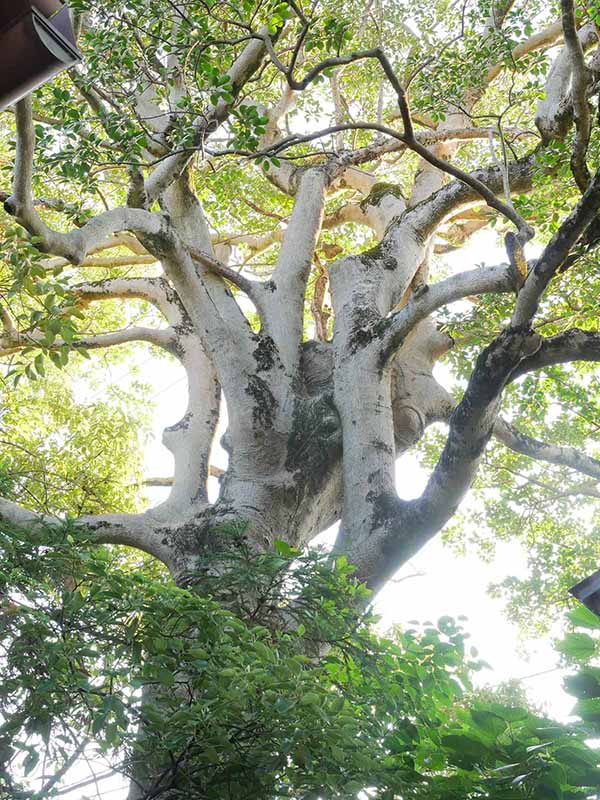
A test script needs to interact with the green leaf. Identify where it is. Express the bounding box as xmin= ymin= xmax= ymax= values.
xmin=569 ymin=605 xmax=600 ymax=630
xmin=557 ymin=632 xmax=597 ymax=660
xmin=275 ymin=696 xmax=295 ymax=714
xmin=564 ymin=667 xmax=600 ymax=699
xmin=573 ymin=696 xmax=600 ymax=722
xmin=470 ymin=709 xmax=507 ymax=738
xmin=156 ymin=667 xmax=175 ymax=687
xmin=329 ymin=695 xmax=345 ymax=714
xmin=300 ymin=692 xmax=320 ymax=706
xmin=273 ymin=539 xmax=297 ymax=558
xmin=253 ymin=640 xmax=272 ymax=660
xmin=34 ymin=354 xmax=45 ymax=377
xmin=442 ymin=733 xmax=491 ymax=765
